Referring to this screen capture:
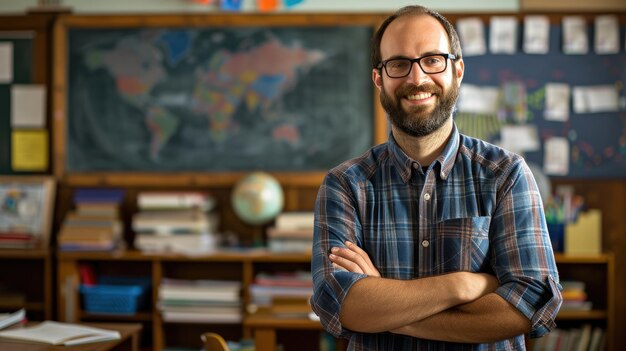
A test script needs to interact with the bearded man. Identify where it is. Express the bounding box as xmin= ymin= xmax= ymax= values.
xmin=310 ymin=5 xmax=562 ymax=350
